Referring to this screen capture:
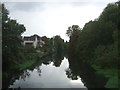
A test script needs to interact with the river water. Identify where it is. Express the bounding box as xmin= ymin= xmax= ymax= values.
xmin=9 ymin=57 xmax=87 ymax=88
